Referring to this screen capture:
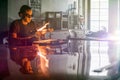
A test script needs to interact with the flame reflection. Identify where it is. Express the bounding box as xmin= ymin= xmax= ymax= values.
xmin=37 ymin=46 xmax=49 ymax=77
